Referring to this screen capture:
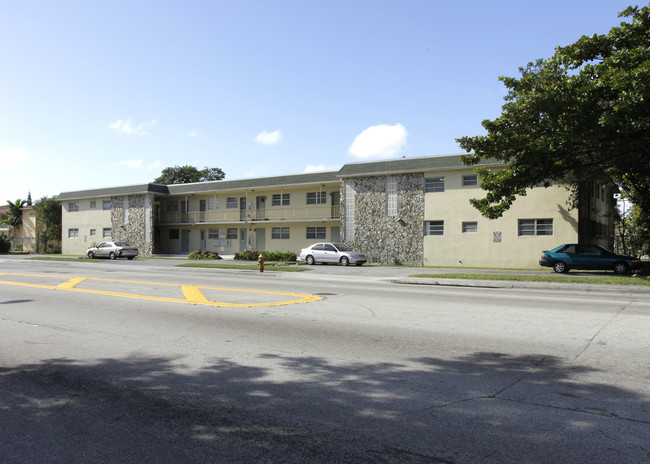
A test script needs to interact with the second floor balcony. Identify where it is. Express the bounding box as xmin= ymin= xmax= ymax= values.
xmin=158 ymin=205 xmax=341 ymax=225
